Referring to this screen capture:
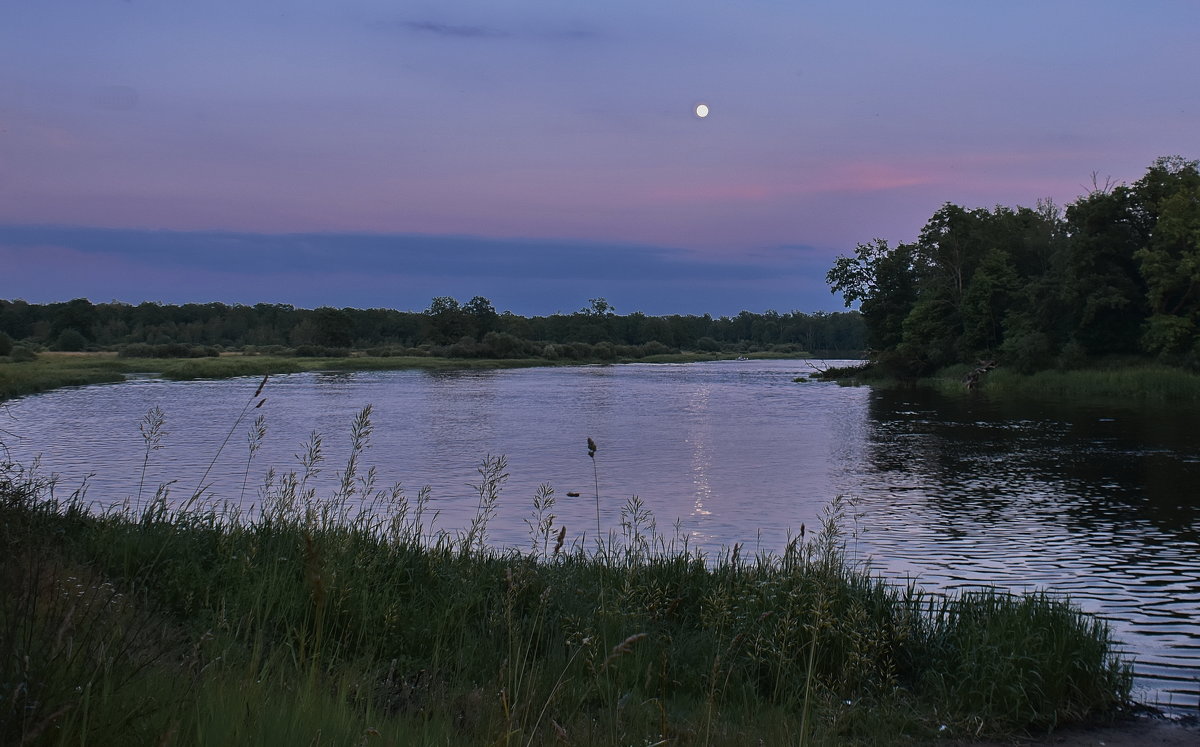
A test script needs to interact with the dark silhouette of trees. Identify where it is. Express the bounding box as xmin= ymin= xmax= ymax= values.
xmin=829 ymin=156 xmax=1200 ymax=375
xmin=0 ymin=297 xmax=864 ymax=359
